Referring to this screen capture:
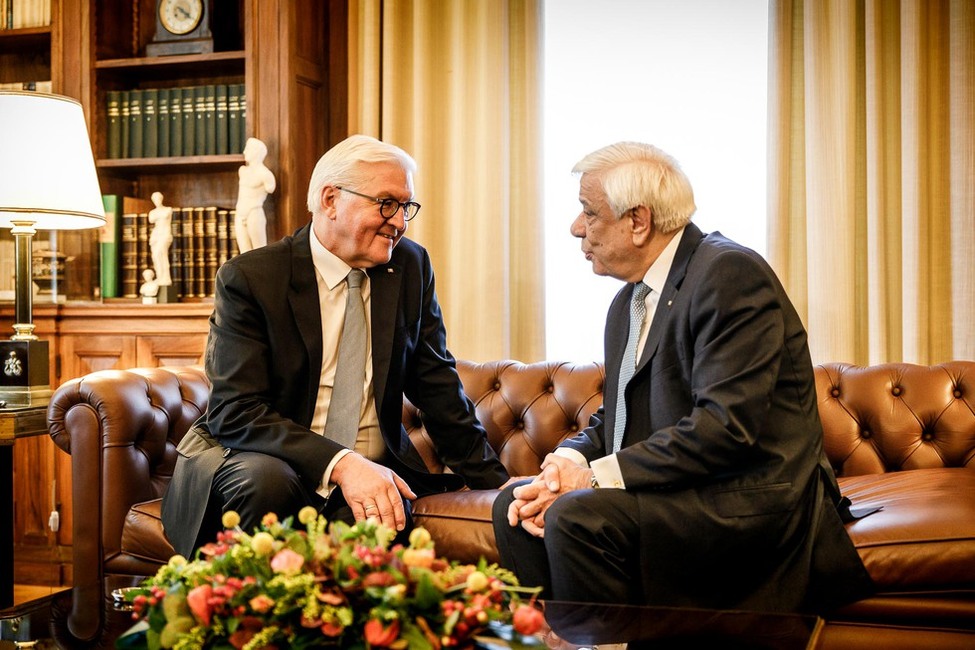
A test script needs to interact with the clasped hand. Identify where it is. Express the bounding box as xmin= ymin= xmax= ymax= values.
xmin=506 ymin=453 xmax=593 ymax=538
